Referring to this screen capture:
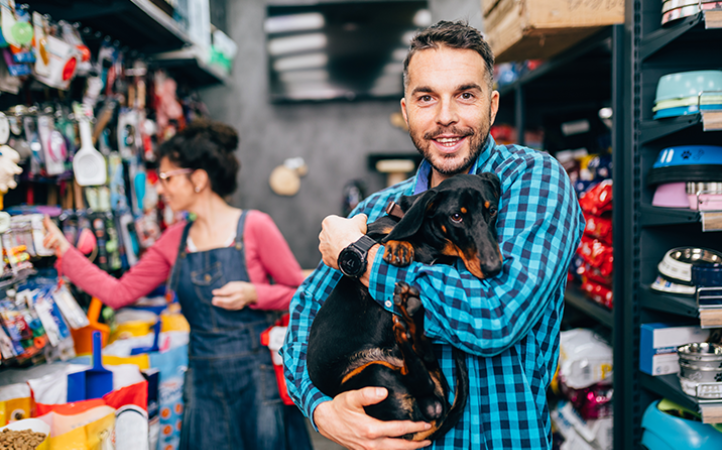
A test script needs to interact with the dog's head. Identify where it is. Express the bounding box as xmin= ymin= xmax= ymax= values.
xmin=385 ymin=172 xmax=503 ymax=279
